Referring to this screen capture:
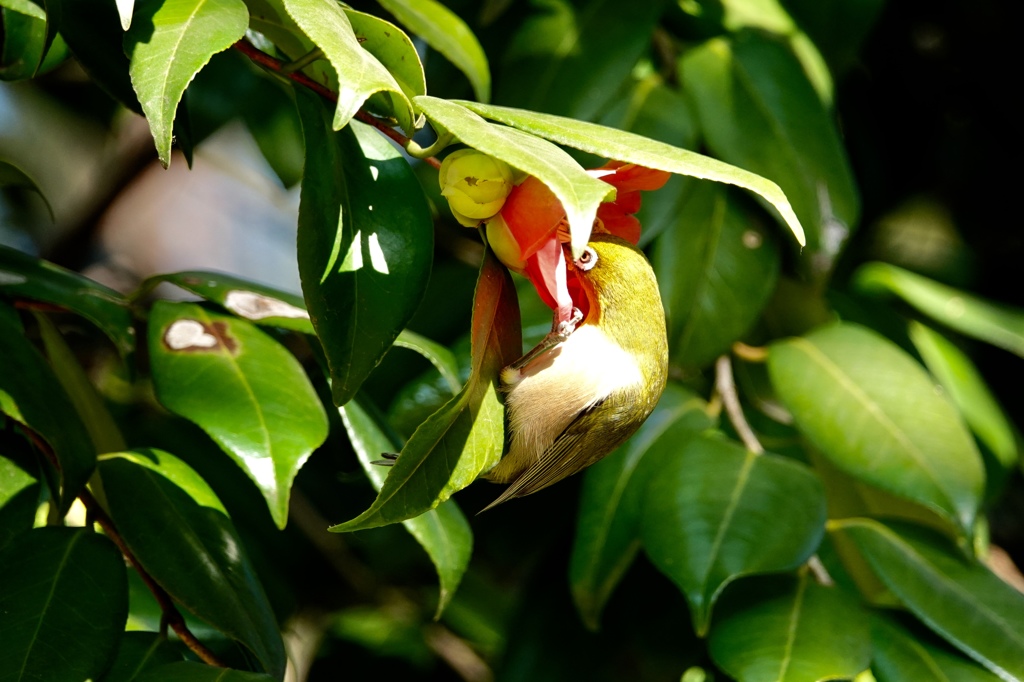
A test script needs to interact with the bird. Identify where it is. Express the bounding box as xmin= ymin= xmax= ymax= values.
xmin=481 ymin=233 xmax=669 ymax=510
